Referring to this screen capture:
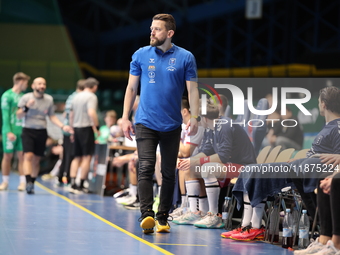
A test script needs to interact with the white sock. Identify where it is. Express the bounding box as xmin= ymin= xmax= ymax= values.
xmin=199 ymin=196 xmax=209 ymax=214
xmin=242 ymin=193 xmax=253 ymax=227
xmin=19 ymin=175 xmax=26 ymax=183
xmin=129 ymin=184 xmax=137 ymax=197
xmin=181 ymin=195 xmax=187 ymax=208
xmin=186 ymin=180 xmax=200 ymax=212
xmin=251 ymin=200 xmax=266 ymax=229
xmin=2 ymin=175 xmax=9 ymax=183
xmin=203 ymin=177 xmax=220 ymax=214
